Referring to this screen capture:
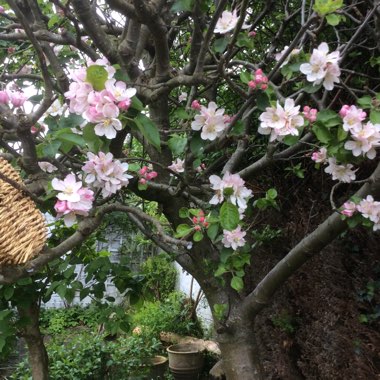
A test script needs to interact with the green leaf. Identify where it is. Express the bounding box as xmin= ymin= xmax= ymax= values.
xmin=316 ymin=109 xmax=341 ymax=127
xmin=56 ymin=132 xmax=86 ymax=147
xmin=357 ymin=96 xmax=372 ymax=109
xmin=130 ymin=96 xmax=144 ymax=111
xmin=313 ymin=124 xmax=332 ymax=143
xmin=229 ymin=120 xmax=245 ymax=136
xmin=215 ymin=265 xmax=228 ymax=277
xmin=3 ymin=287 xmax=14 ymax=301
xmin=86 ymin=65 xmax=108 ymax=91
xmin=214 ymin=37 xmax=230 ymax=53
xmin=220 ymin=202 xmax=240 ymax=231
xmin=239 ymin=70 xmax=252 ymax=84
xmin=173 ymin=108 xmax=191 ymax=120
xmin=236 ymin=32 xmax=254 ymax=50
xmin=313 ymin=0 xmax=344 ymax=16
xmin=190 ymin=135 xmax=205 ymax=156
xmin=193 ymin=230 xmax=204 ymax=242
xmin=282 ymin=134 xmax=300 ymax=146
xmin=207 ymin=223 xmax=219 ymax=241
xmin=213 ymin=303 xmax=227 ymax=320
xmin=58 ymin=114 xmax=85 ymax=129
xmin=370 ymin=110 xmax=380 ymax=124
xmin=48 ymin=14 xmax=61 ymax=28
xmin=179 ymin=207 xmax=189 ymax=218
xmin=303 ymin=83 xmax=323 ymax=94
xmin=326 ymin=13 xmax=341 ymax=26
xmin=43 ymin=140 xmax=61 ymax=157
xmin=256 ymin=91 xmax=270 ymax=111
xmin=134 ymin=114 xmax=161 ymax=152
xmin=337 ymin=127 xmax=348 ymax=141
xmin=168 ymin=135 xmax=187 ymax=156
xmin=83 ymin=124 xmax=104 ymax=153
xmin=231 ymin=276 xmax=244 ymax=291
xmin=171 ymin=0 xmax=194 ymax=12
xmin=267 ymin=188 xmax=277 ymax=200
xmin=175 ymin=224 xmax=193 ymax=238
